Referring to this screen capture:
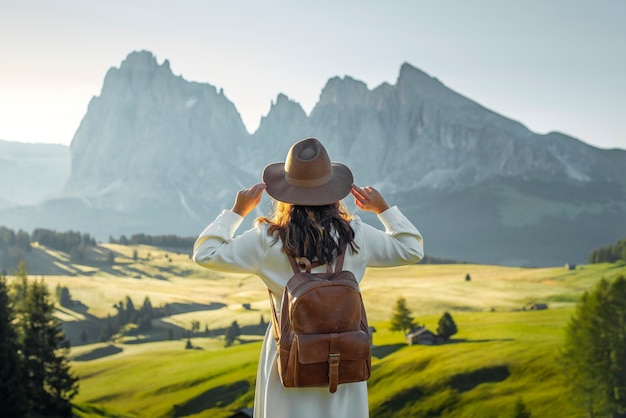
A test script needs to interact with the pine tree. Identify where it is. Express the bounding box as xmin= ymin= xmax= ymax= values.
xmin=140 ymin=296 xmax=154 ymax=318
xmin=11 ymin=259 xmax=29 ymax=312
xmin=437 ymin=311 xmax=458 ymax=341
xmin=0 ymin=271 xmax=26 ymax=417
xmin=561 ymin=276 xmax=626 ymax=417
xmin=138 ymin=295 xmax=153 ymax=332
xmin=125 ymin=295 xmax=136 ymax=324
xmin=608 ymin=276 xmax=626 ymax=405
xmin=191 ymin=320 xmax=200 ymax=336
xmin=19 ymin=278 xmax=78 ymax=416
xmin=100 ymin=313 xmax=114 ymax=342
xmin=390 ymin=297 xmax=416 ymax=334
xmin=16 ymin=230 xmax=31 ymax=252
xmin=224 ymin=320 xmax=241 ymax=347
